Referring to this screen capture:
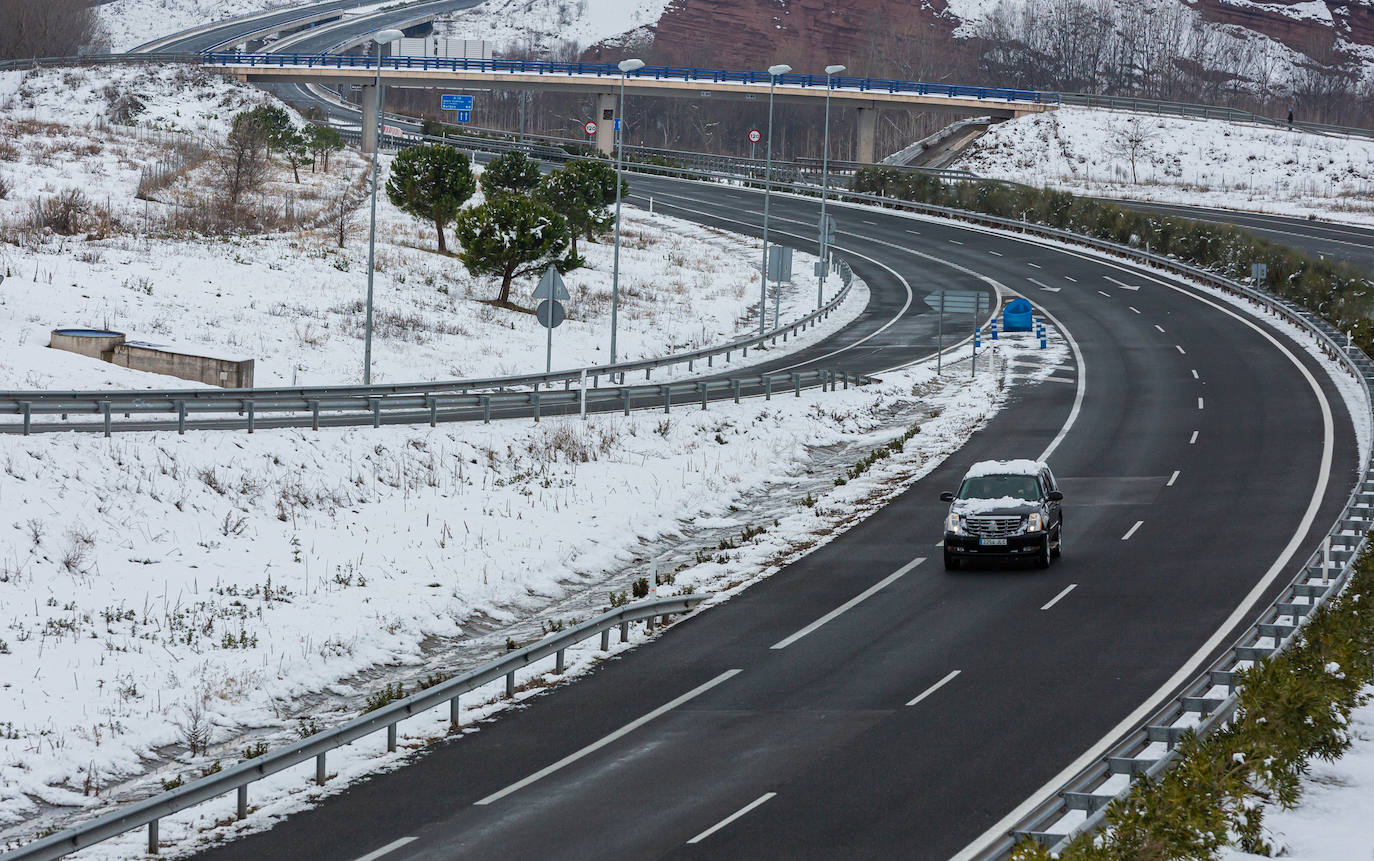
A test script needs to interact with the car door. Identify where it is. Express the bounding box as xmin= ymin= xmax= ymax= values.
xmin=1041 ymin=468 xmax=1062 ymax=530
